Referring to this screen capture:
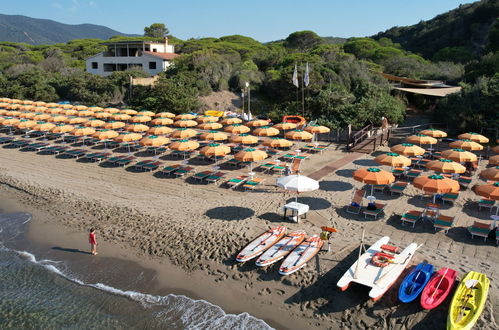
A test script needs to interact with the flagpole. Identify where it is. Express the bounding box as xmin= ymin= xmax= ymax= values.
xmin=301 ymin=65 xmax=305 ymax=118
